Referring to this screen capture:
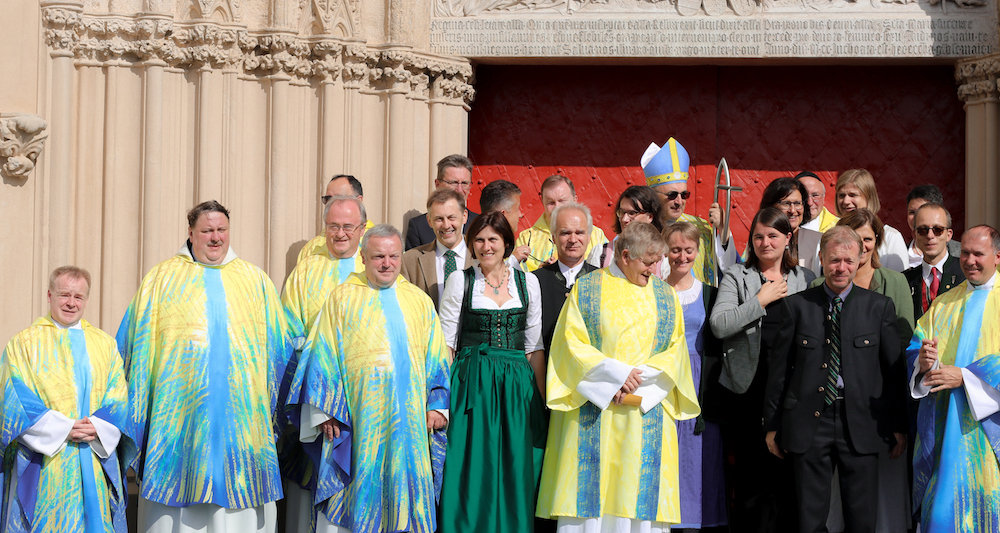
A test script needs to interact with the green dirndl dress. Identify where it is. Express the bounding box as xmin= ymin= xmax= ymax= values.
xmin=438 ymin=267 xmax=548 ymax=533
